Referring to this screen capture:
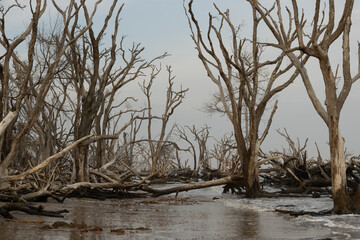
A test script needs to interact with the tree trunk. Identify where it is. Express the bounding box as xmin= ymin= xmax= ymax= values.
xmin=329 ymin=122 xmax=351 ymax=213
xmin=74 ymin=93 xmax=97 ymax=182
xmin=242 ymin=145 xmax=260 ymax=198
xmin=233 ymin=122 xmax=260 ymax=197
xmin=75 ymin=146 xmax=89 ymax=182
xmin=320 ymin=56 xmax=352 ymax=214
xmin=351 ymin=184 xmax=360 ymax=213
